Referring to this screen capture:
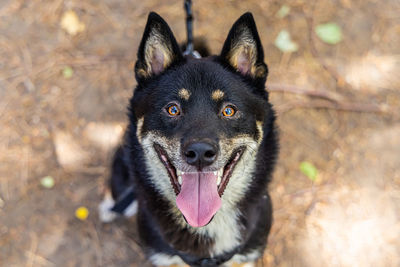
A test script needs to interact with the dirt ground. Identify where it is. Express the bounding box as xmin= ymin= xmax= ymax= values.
xmin=0 ymin=0 xmax=399 ymax=266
